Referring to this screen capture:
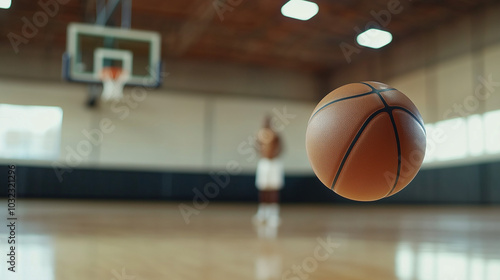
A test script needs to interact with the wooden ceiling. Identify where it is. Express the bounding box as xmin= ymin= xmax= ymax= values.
xmin=0 ymin=0 xmax=497 ymax=74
